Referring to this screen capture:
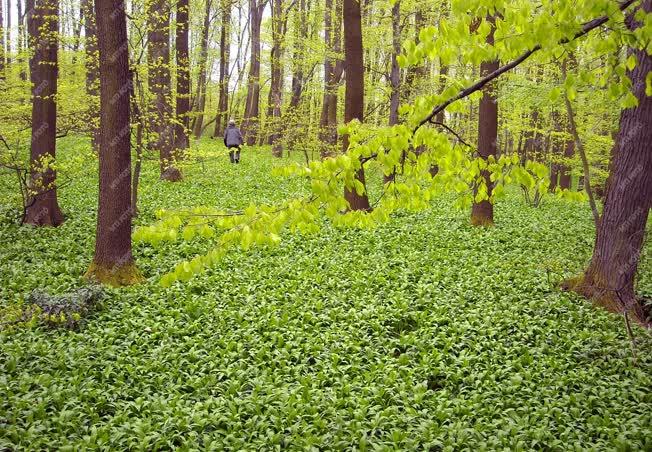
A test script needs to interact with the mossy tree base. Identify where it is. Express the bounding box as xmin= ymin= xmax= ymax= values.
xmin=562 ymin=275 xmax=651 ymax=328
xmin=84 ymin=261 xmax=145 ymax=287
xmin=470 ymin=215 xmax=495 ymax=227
xmin=161 ymin=167 xmax=183 ymax=182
